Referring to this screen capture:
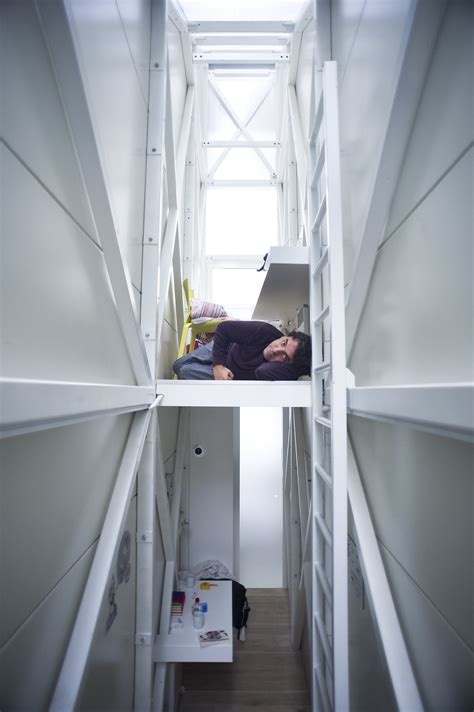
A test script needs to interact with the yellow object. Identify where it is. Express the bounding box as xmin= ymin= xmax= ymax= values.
xmin=200 ymin=582 xmax=218 ymax=590
xmin=175 ymin=278 xmax=226 ymax=369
